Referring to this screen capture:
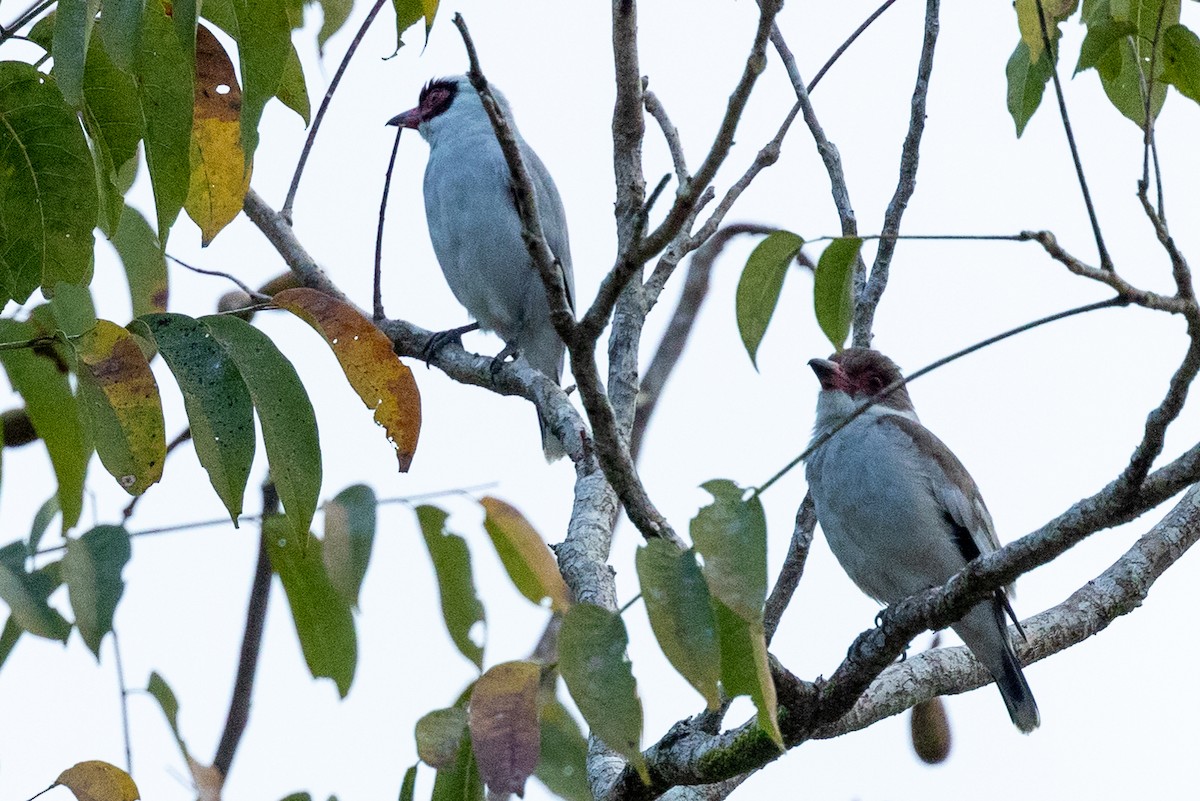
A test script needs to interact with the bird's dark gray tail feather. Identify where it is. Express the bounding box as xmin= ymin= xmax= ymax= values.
xmin=537 ymin=411 xmax=566 ymax=462
xmin=992 ymin=603 xmax=1040 ymax=733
